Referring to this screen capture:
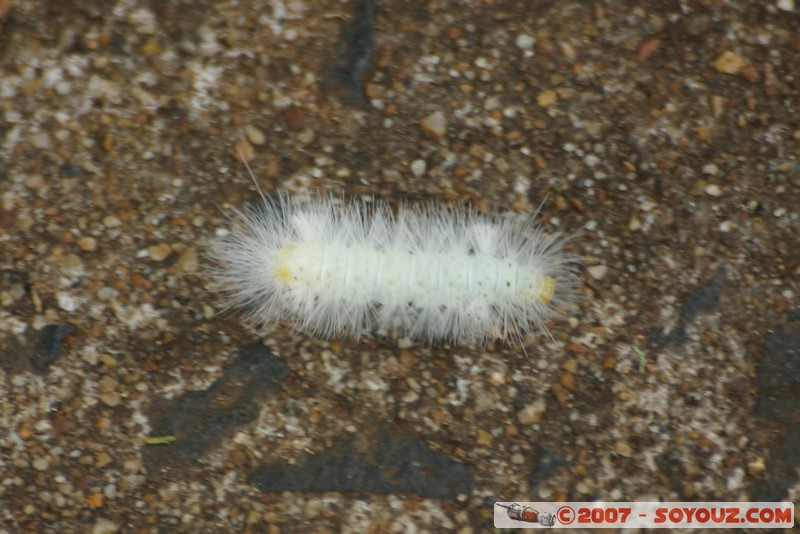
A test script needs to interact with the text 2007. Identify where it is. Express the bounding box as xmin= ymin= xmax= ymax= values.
xmin=578 ymin=507 xmax=633 ymax=524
